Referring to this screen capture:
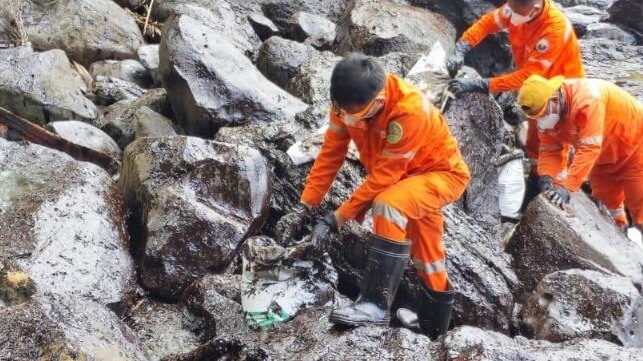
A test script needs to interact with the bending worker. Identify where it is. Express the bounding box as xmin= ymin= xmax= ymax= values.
xmin=279 ymin=54 xmax=470 ymax=338
xmin=518 ymin=75 xmax=643 ymax=232
xmin=446 ymin=0 xmax=584 ymax=172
